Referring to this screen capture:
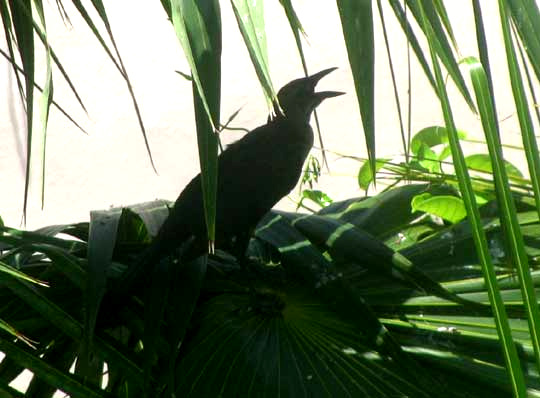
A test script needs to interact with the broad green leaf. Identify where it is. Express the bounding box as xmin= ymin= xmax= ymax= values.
xmin=416 ymin=142 xmax=441 ymax=173
xmin=410 ymin=126 xmax=467 ymax=155
xmin=412 ymin=193 xmax=466 ymax=224
xmin=357 ymin=158 xmax=391 ymax=191
xmin=465 ymin=153 xmax=524 ymax=178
